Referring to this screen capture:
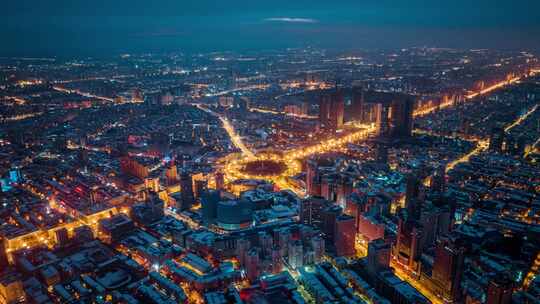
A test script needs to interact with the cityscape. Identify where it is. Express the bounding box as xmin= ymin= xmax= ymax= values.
xmin=1 ymin=2 xmax=540 ymax=304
